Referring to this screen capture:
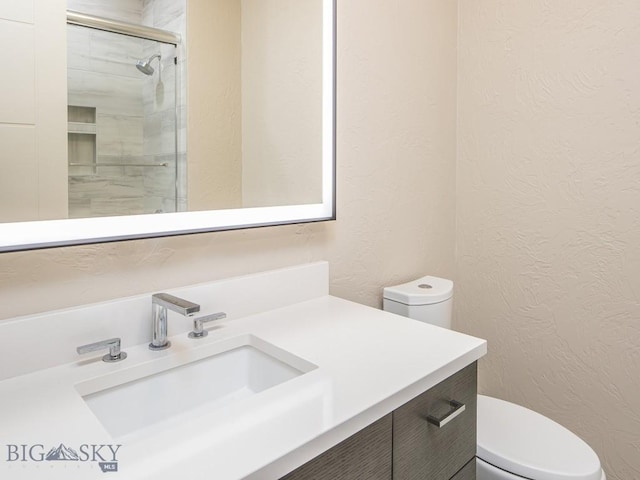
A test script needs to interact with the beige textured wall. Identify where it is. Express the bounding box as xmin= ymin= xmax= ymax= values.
xmin=241 ymin=0 xmax=323 ymax=208
xmin=187 ymin=0 xmax=243 ymax=210
xmin=0 ymin=0 xmax=457 ymax=332
xmin=456 ymin=2 xmax=640 ymax=478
